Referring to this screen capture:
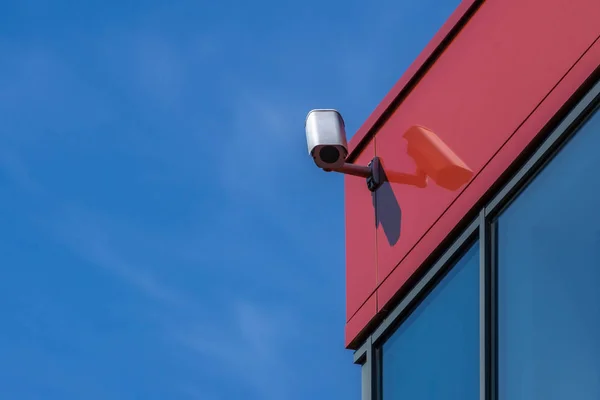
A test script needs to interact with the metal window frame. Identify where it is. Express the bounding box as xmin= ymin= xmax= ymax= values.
xmin=354 ymin=77 xmax=600 ymax=400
